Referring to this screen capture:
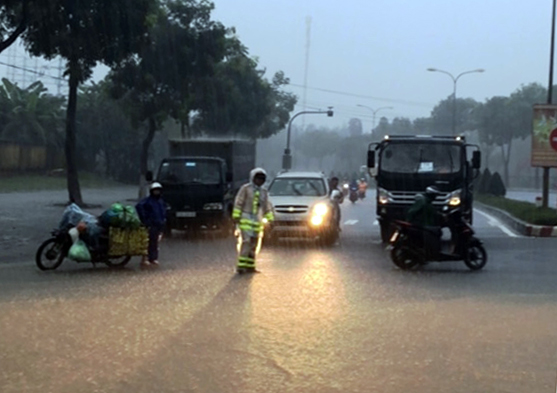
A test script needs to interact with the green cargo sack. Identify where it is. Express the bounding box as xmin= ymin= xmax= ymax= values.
xmin=105 ymin=203 xmax=141 ymax=229
xmin=68 ymin=239 xmax=92 ymax=262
